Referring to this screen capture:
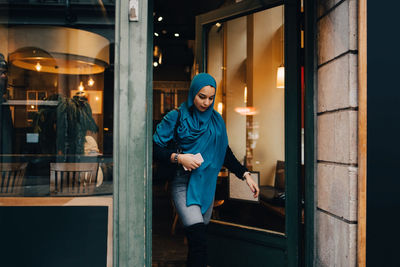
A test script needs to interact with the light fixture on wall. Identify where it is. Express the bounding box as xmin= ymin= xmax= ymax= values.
xmin=276 ymin=66 xmax=284 ymax=88
xmin=217 ymin=102 xmax=223 ymax=115
xmin=276 ymin=7 xmax=284 ymax=89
